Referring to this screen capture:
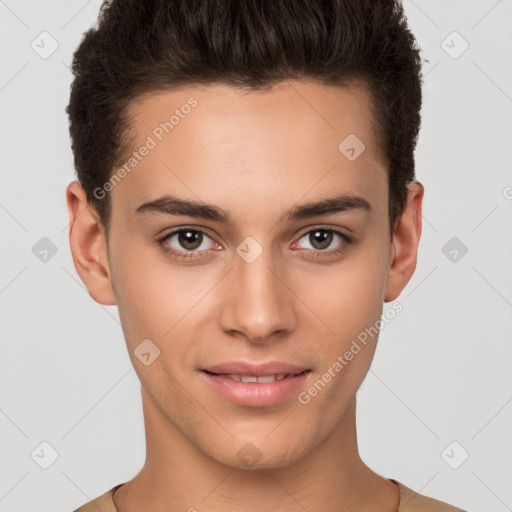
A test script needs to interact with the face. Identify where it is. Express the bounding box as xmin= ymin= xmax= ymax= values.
xmin=67 ymin=79 xmax=422 ymax=470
